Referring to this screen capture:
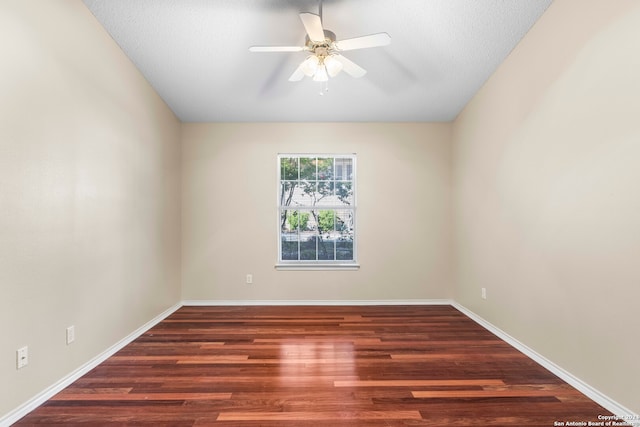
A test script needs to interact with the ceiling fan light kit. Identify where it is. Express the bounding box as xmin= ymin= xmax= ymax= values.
xmin=324 ymin=55 xmax=343 ymax=78
xmin=249 ymin=7 xmax=390 ymax=90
